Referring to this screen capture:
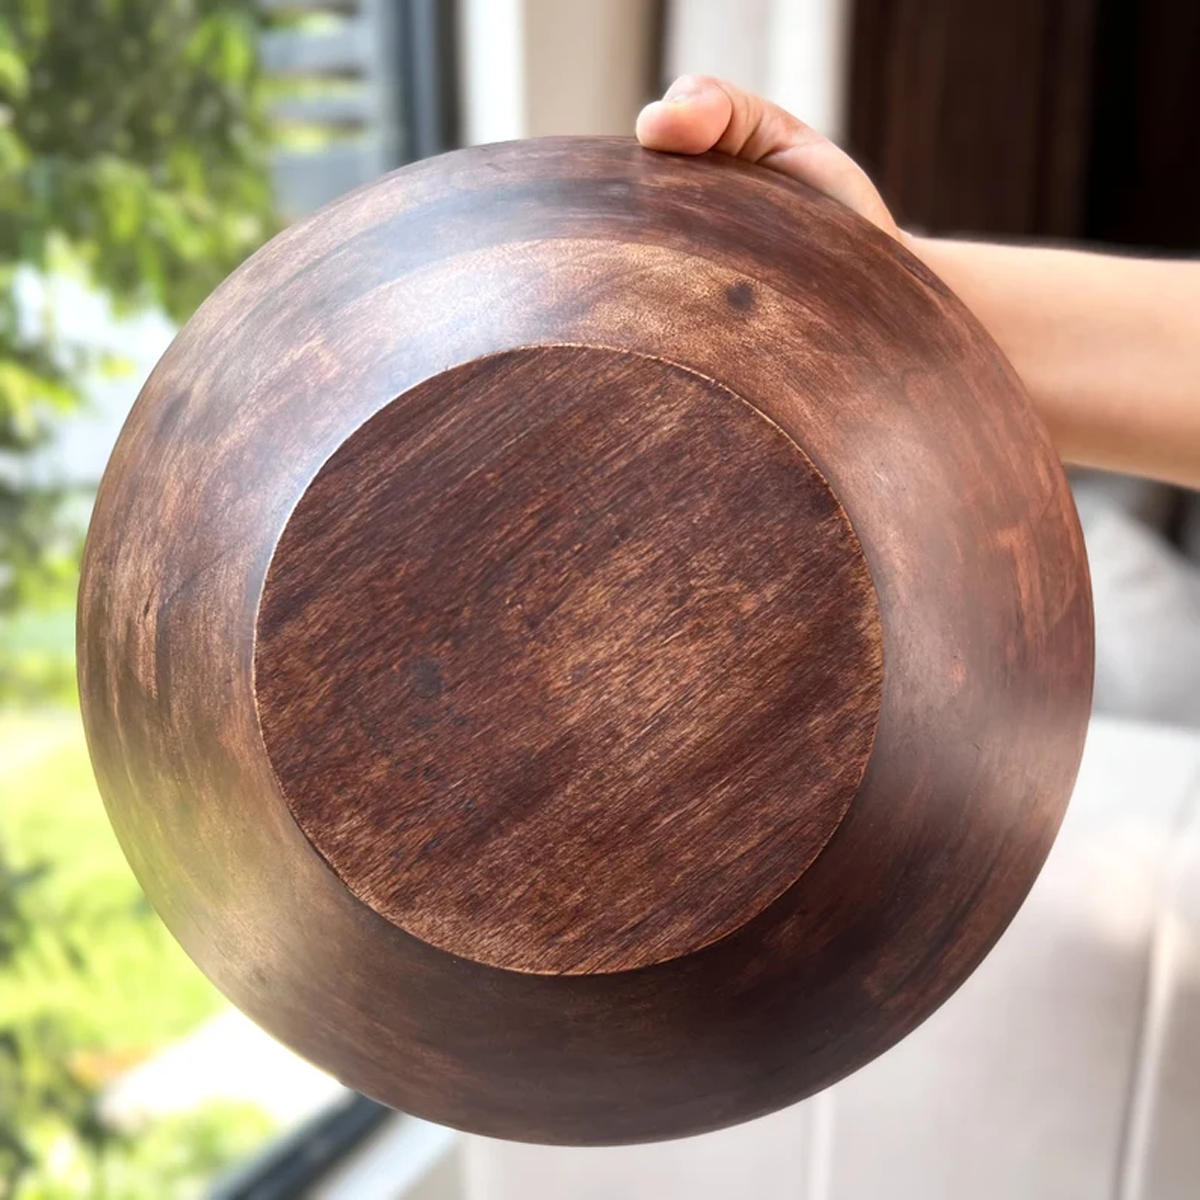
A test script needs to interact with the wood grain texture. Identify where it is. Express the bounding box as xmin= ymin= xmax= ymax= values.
xmin=255 ymin=345 xmax=883 ymax=975
xmin=77 ymin=137 xmax=1094 ymax=1144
